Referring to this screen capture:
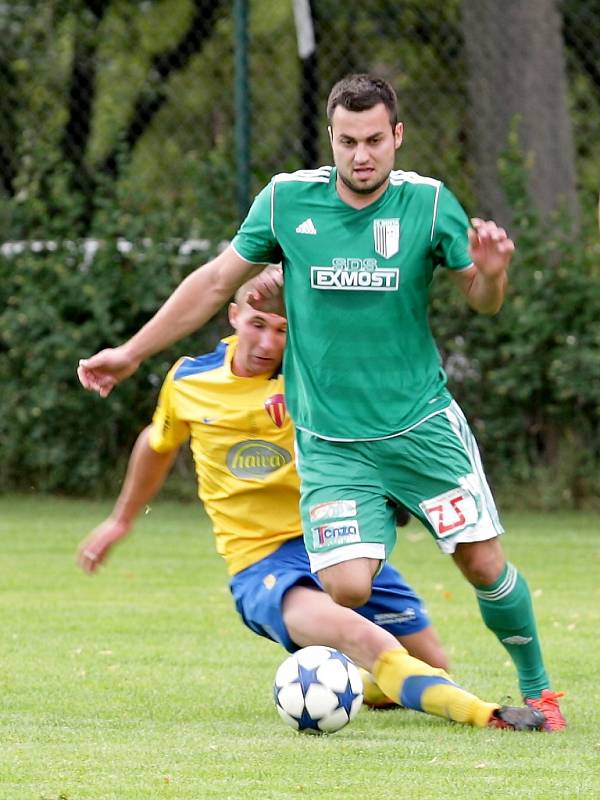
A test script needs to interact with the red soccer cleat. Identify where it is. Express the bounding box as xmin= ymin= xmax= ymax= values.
xmin=524 ymin=690 xmax=567 ymax=732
